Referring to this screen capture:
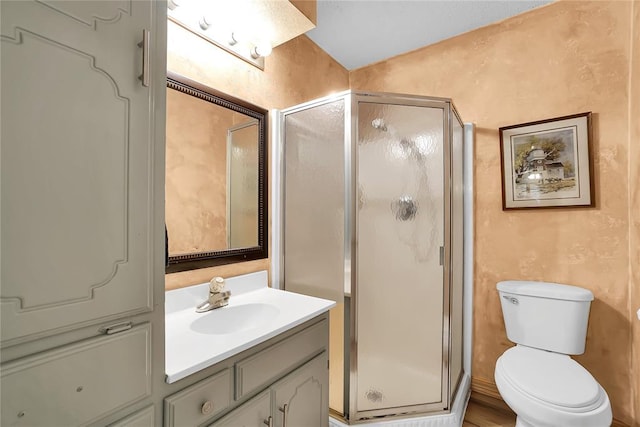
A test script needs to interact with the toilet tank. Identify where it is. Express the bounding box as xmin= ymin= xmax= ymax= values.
xmin=497 ymin=281 xmax=594 ymax=355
